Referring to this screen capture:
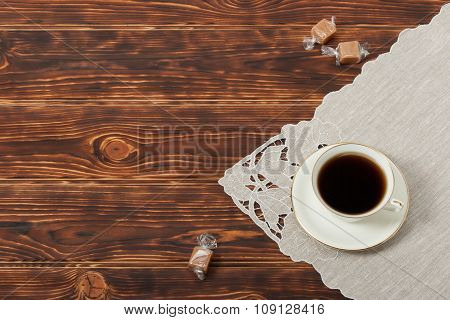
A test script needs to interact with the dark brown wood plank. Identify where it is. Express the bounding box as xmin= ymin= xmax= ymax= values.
xmin=0 ymin=0 xmax=443 ymax=28
xmin=0 ymin=182 xmax=299 ymax=264
xmin=0 ymin=101 xmax=314 ymax=180
xmin=0 ymin=27 xmax=416 ymax=100
xmin=0 ymin=267 xmax=345 ymax=299
xmin=0 ymin=181 xmax=346 ymax=299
